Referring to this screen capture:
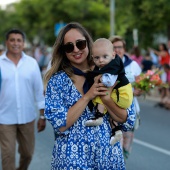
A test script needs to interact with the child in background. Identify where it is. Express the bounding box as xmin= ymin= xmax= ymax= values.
xmin=141 ymin=51 xmax=154 ymax=72
xmin=130 ymin=46 xmax=143 ymax=66
xmin=85 ymin=38 xmax=133 ymax=145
